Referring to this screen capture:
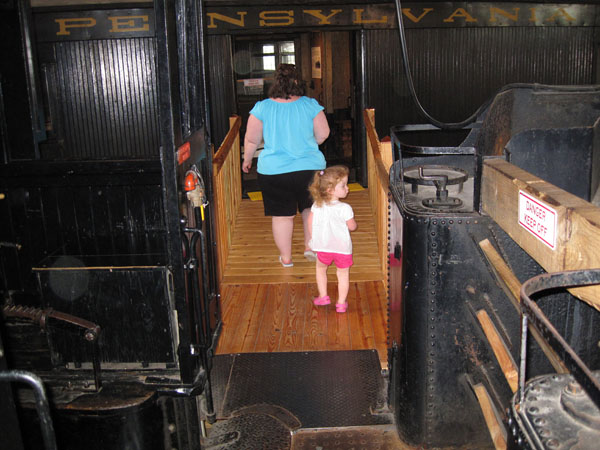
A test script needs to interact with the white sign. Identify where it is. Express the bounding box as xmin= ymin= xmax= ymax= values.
xmin=518 ymin=190 xmax=557 ymax=250
xmin=243 ymin=78 xmax=264 ymax=87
